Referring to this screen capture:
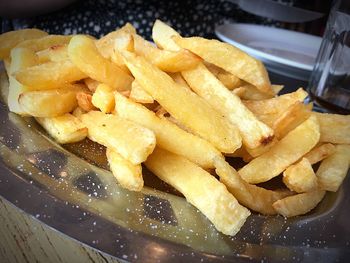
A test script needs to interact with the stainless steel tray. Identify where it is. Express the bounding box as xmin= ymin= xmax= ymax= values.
xmin=0 ymin=72 xmax=349 ymax=262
